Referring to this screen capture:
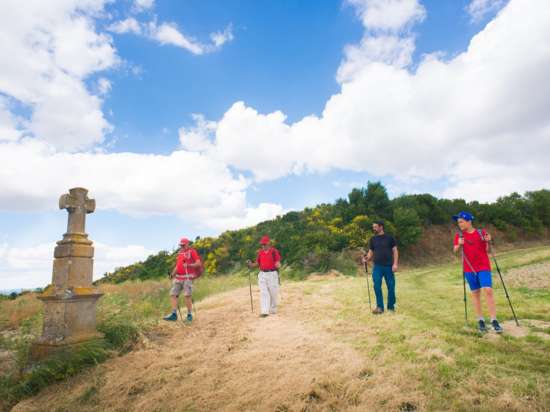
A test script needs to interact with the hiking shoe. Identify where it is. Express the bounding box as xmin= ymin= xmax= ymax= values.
xmin=186 ymin=313 xmax=193 ymax=322
xmin=163 ymin=312 xmax=177 ymax=321
xmin=478 ymin=319 xmax=487 ymax=333
xmin=372 ymin=307 xmax=384 ymax=315
xmin=259 ymin=313 xmax=269 ymax=318
xmin=388 ymin=308 xmax=395 ymax=313
xmin=492 ymin=320 xmax=503 ymax=334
